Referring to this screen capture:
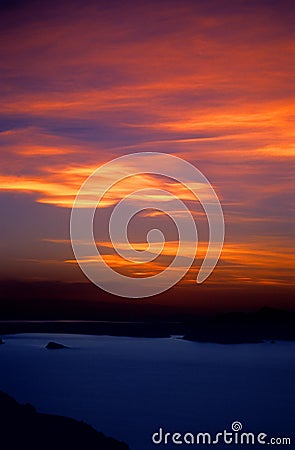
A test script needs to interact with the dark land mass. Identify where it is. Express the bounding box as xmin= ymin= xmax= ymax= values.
xmin=0 ymin=307 xmax=294 ymax=343
xmin=183 ymin=306 xmax=295 ymax=343
xmin=0 ymin=390 xmax=130 ymax=450
xmin=0 ymin=320 xmax=178 ymax=338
